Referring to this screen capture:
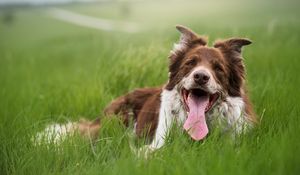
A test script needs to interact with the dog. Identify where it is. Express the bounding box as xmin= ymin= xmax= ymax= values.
xmin=36 ymin=25 xmax=257 ymax=152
